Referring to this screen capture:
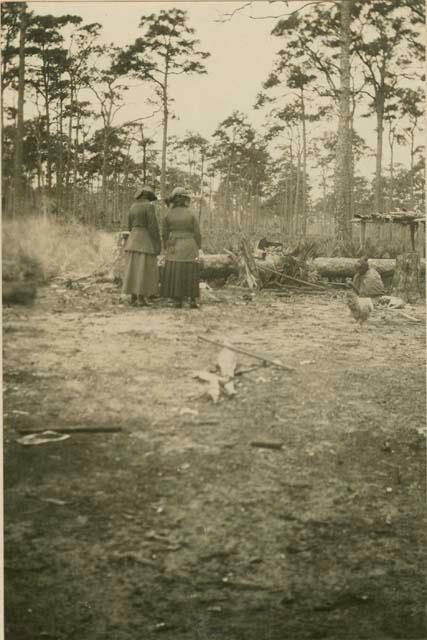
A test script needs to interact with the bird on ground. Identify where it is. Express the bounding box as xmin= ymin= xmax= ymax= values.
xmin=346 ymin=290 xmax=374 ymax=330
